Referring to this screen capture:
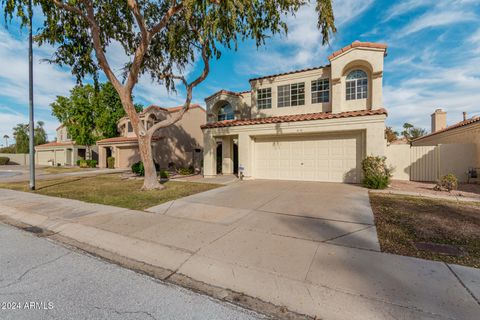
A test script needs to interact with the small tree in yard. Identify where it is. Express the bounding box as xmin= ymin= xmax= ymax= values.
xmin=402 ymin=122 xmax=427 ymax=141
xmin=51 ymin=82 xmax=142 ymax=159
xmin=3 ymin=0 xmax=336 ymax=190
